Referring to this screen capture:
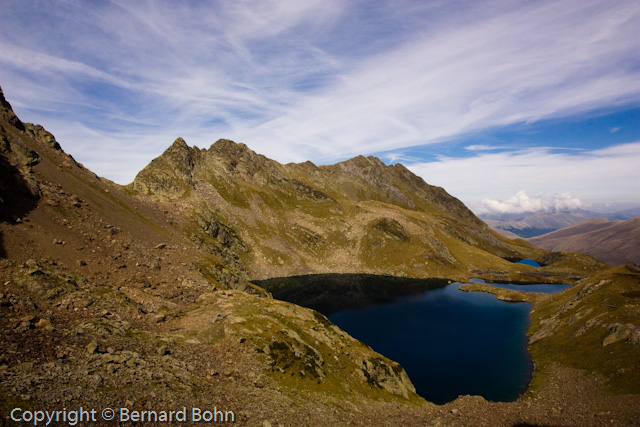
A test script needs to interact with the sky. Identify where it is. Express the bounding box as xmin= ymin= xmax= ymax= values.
xmin=1 ymin=0 xmax=639 ymax=215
